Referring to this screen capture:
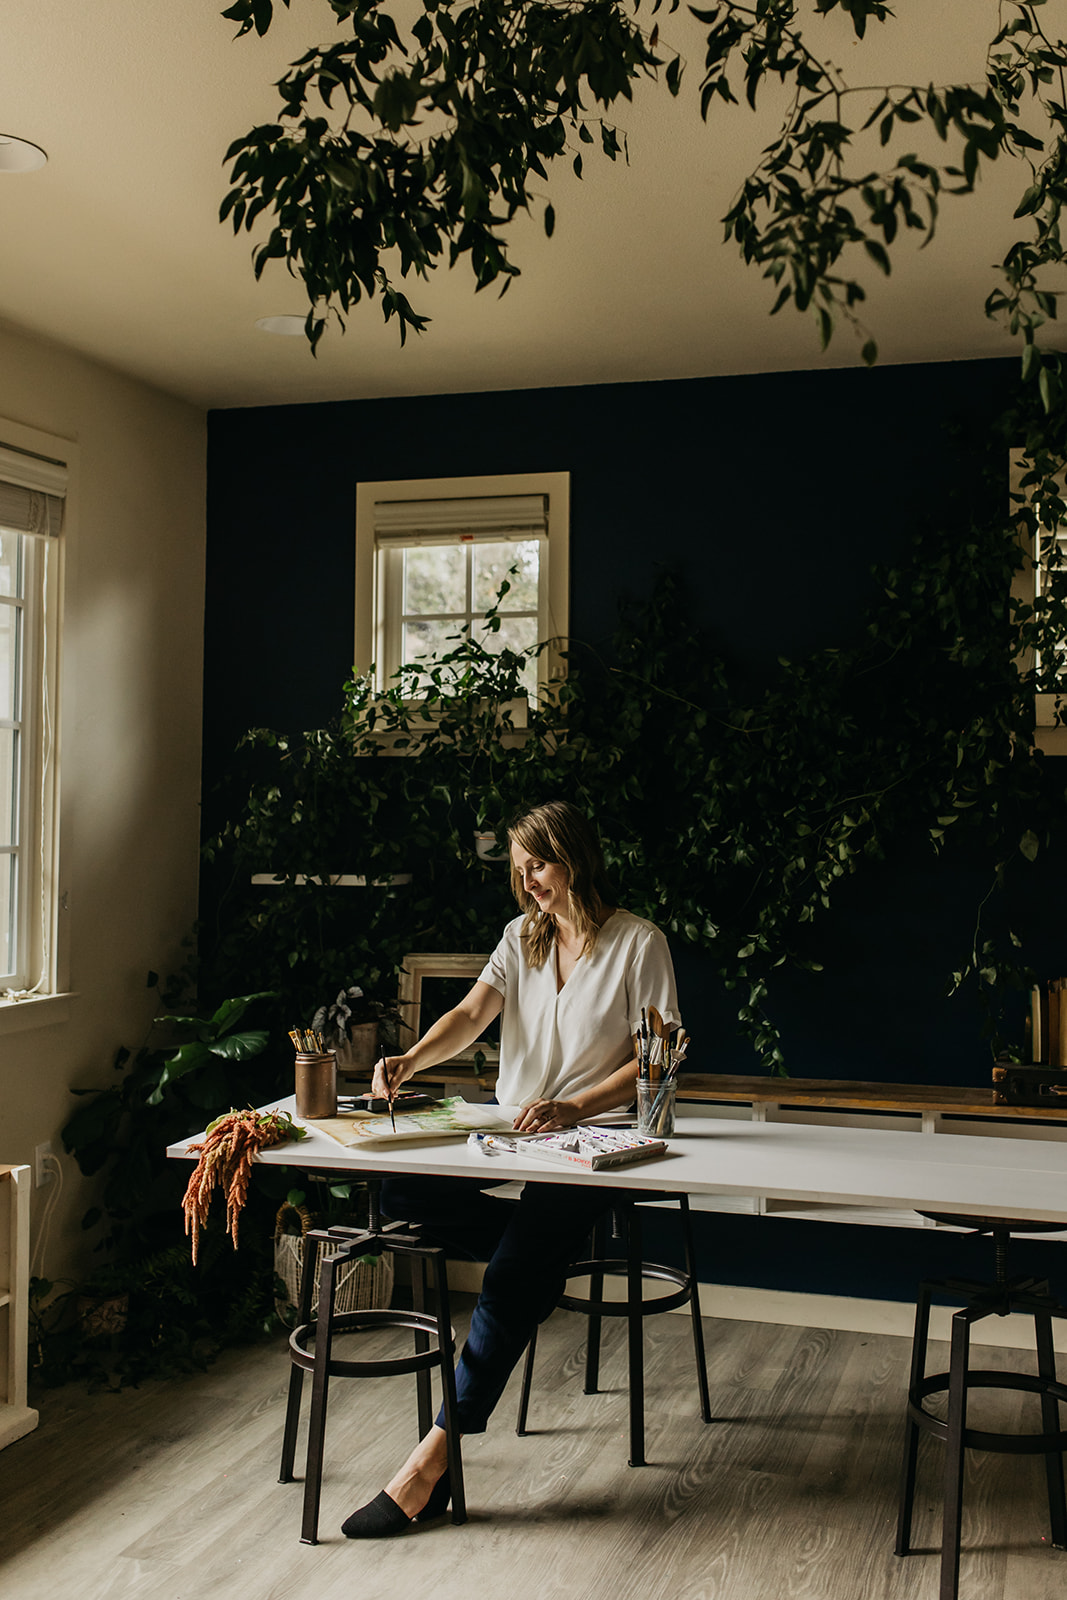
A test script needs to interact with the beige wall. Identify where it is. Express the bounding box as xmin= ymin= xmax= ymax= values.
xmin=0 ymin=319 xmax=206 ymax=1287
